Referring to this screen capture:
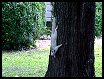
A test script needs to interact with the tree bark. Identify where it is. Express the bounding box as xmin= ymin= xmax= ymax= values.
xmin=45 ymin=2 xmax=95 ymax=77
